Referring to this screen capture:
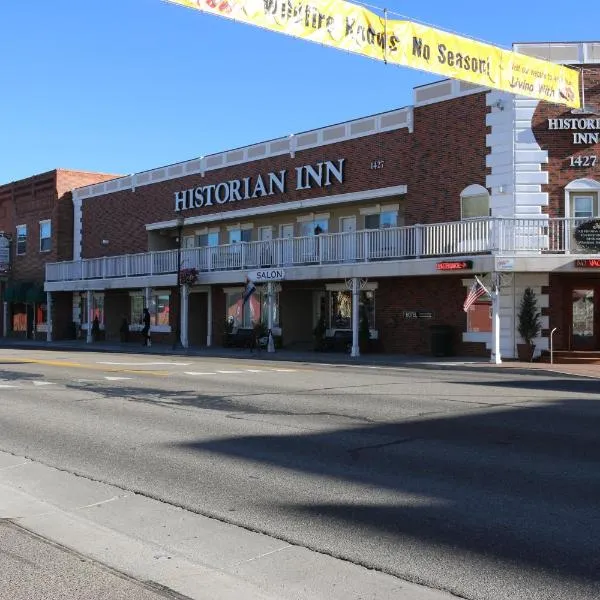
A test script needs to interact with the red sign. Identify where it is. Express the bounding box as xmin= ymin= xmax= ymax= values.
xmin=436 ymin=260 xmax=473 ymax=271
xmin=575 ymin=259 xmax=600 ymax=268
